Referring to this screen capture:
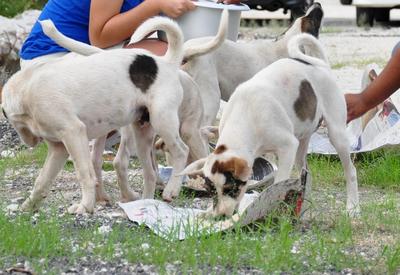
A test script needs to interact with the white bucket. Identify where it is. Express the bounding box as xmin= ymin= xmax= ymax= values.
xmin=160 ymin=1 xmax=249 ymax=42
